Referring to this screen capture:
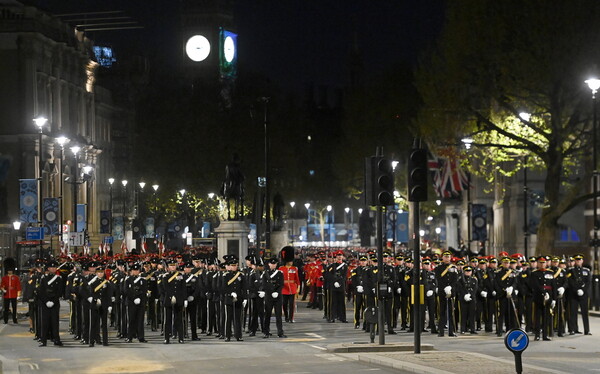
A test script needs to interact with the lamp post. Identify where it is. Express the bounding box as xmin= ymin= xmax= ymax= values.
xmin=290 ymin=201 xmax=296 ymax=246
xmin=82 ymin=165 xmax=93 ymax=235
xmin=262 ymin=97 xmax=272 ymax=251
xmin=108 ymin=178 xmax=115 ymax=234
xmin=12 ymin=220 xmax=22 ymax=261
xmin=70 ymin=146 xmax=80 ymax=252
xmin=33 ymin=116 xmax=47 ymax=258
xmin=345 ymin=207 xmax=350 ymax=244
xmin=326 ymin=205 xmax=333 ymax=248
xmin=122 ymin=180 xmax=128 ymax=236
xmin=587 ymin=78 xmax=600 ymax=275
xmin=56 ymin=136 xmax=69 ymax=243
xmin=305 ymin=203 xmax=310 ymax=243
